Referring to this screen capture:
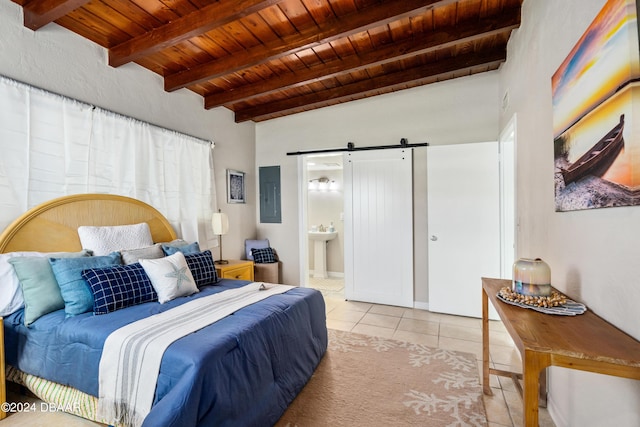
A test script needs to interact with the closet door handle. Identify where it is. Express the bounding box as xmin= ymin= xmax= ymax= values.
xmin=430 ymin=235 xmax=438 ymax=241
